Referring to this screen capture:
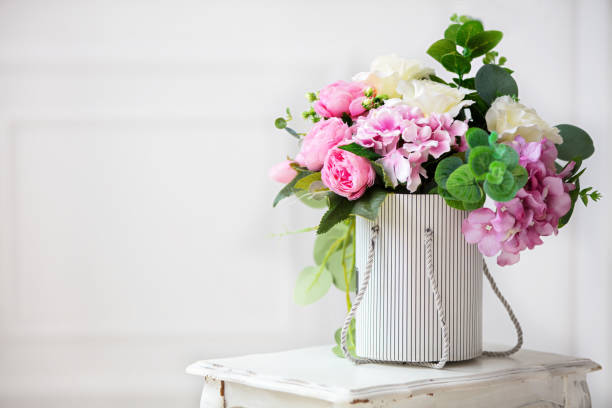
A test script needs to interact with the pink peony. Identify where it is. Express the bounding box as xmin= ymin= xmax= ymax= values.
xmin=295 ymin=118 xmax=351 ymax=171
xmin=313 ymin=80 xmax=369 ymax=119
xmin=268 ymin=160 xmax=298 ymax=183
xmin=321 ymin=144 xmax=376 ymax=200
